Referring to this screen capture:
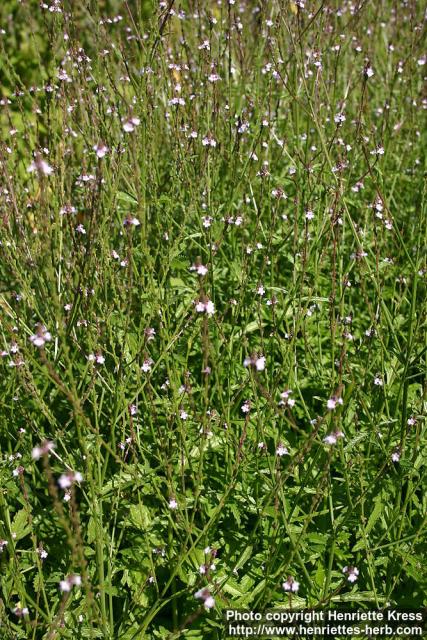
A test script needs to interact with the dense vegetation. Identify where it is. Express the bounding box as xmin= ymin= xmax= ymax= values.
xmin=0 ymin=0 xmax=425 ymax=638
